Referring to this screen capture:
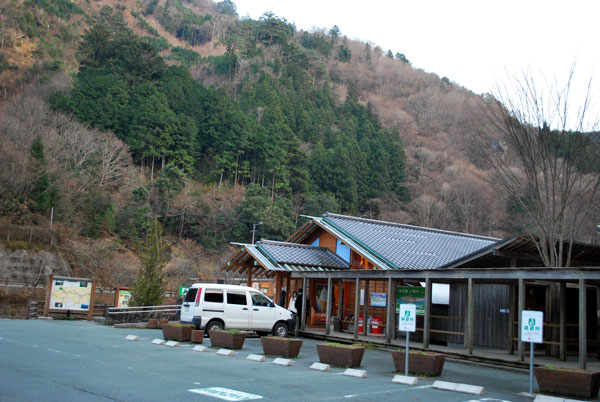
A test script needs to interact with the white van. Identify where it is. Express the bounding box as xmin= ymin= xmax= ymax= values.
xmin=179 ymin=284 xmax=295 ymax=337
